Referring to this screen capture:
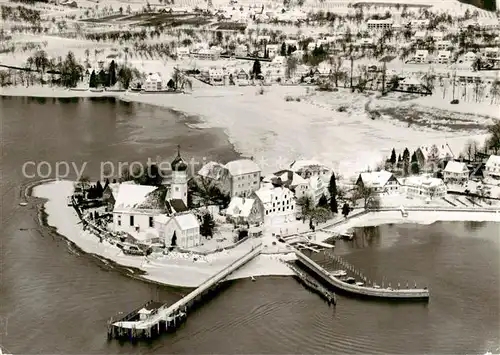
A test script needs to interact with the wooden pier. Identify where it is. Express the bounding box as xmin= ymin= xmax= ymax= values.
xmin=295 ymin=250 xmax=430 ymax=301
xmin=107 ymin=243 xmax=263 ymax=341
xmin=287 ymin=262 xmax=336 ymax=306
